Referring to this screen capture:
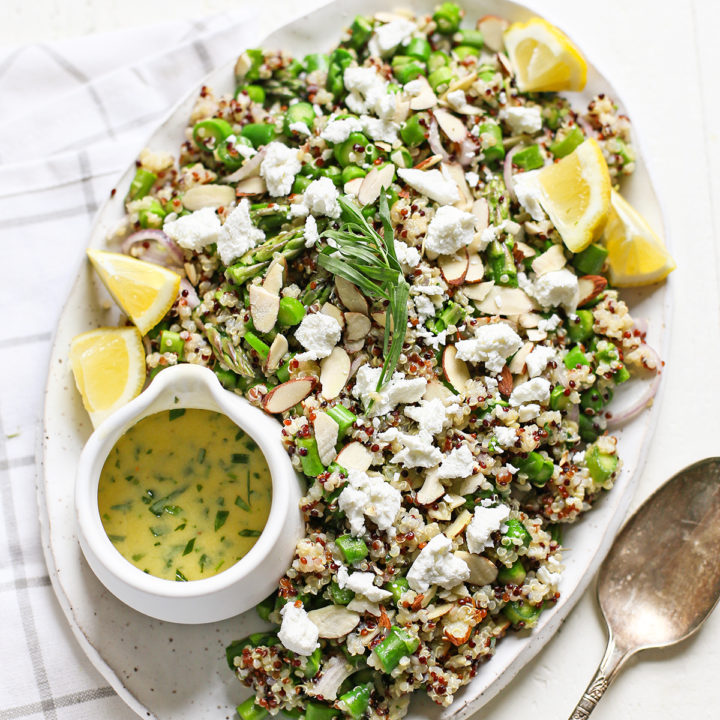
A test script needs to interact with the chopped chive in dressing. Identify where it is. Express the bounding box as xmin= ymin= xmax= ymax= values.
xmin=97 ymin=409 xmax=272 ymax=581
